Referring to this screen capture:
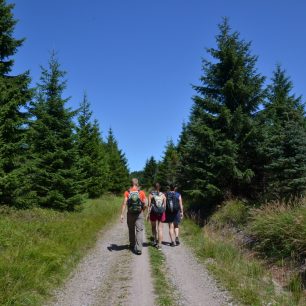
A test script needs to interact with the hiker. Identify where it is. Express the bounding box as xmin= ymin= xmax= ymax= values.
xmin=173 ymin=186 xmax=184 ymax=245
xmin=120 ymin=178 xmax=147 ymax=255
xmin=165 ymin=184 xmax=183 ymax=247
xmin=148 ymin=182 xmax=166 ymax=250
